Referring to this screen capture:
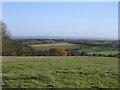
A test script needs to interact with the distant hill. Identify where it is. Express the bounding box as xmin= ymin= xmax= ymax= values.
xmin=11 ymin=35 xmax=117 ymax=41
